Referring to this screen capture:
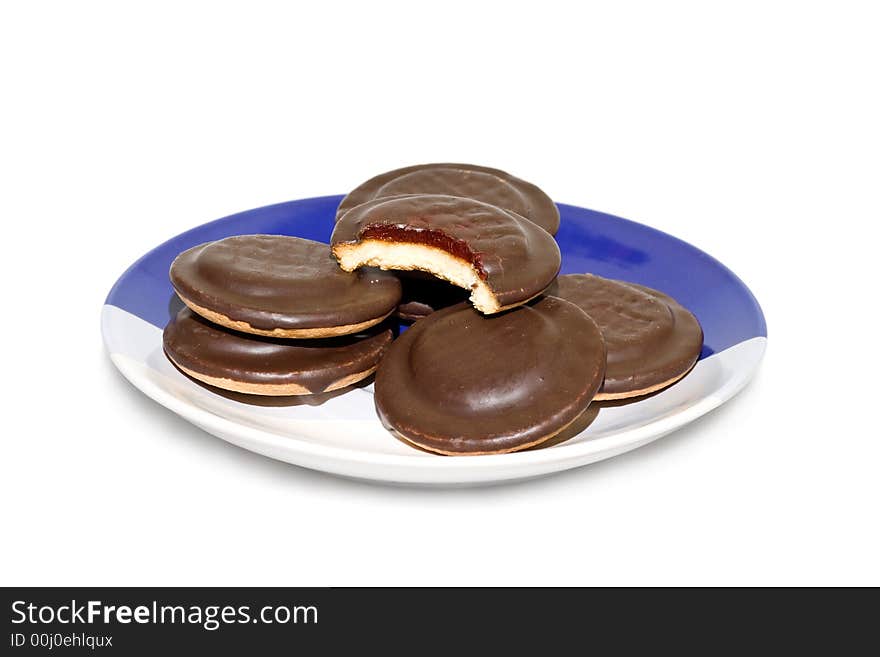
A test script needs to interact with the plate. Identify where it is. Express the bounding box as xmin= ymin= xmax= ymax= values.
xmin=103 ymin=195 xmax=766 ymax=485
